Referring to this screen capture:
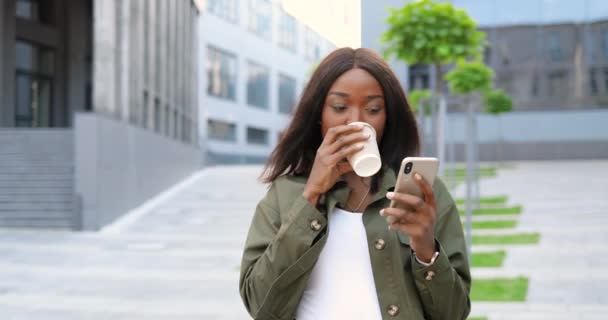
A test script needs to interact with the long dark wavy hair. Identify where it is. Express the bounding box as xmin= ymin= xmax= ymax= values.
xmin=261 ymin=48 xmax=420 ymax=192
